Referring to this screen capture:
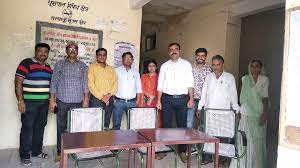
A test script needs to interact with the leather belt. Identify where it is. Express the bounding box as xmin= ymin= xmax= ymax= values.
xmin=163 ymin=93 xmax=187 ymax=99
xmin=115 ymin=97 xmax=136 ymax=102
